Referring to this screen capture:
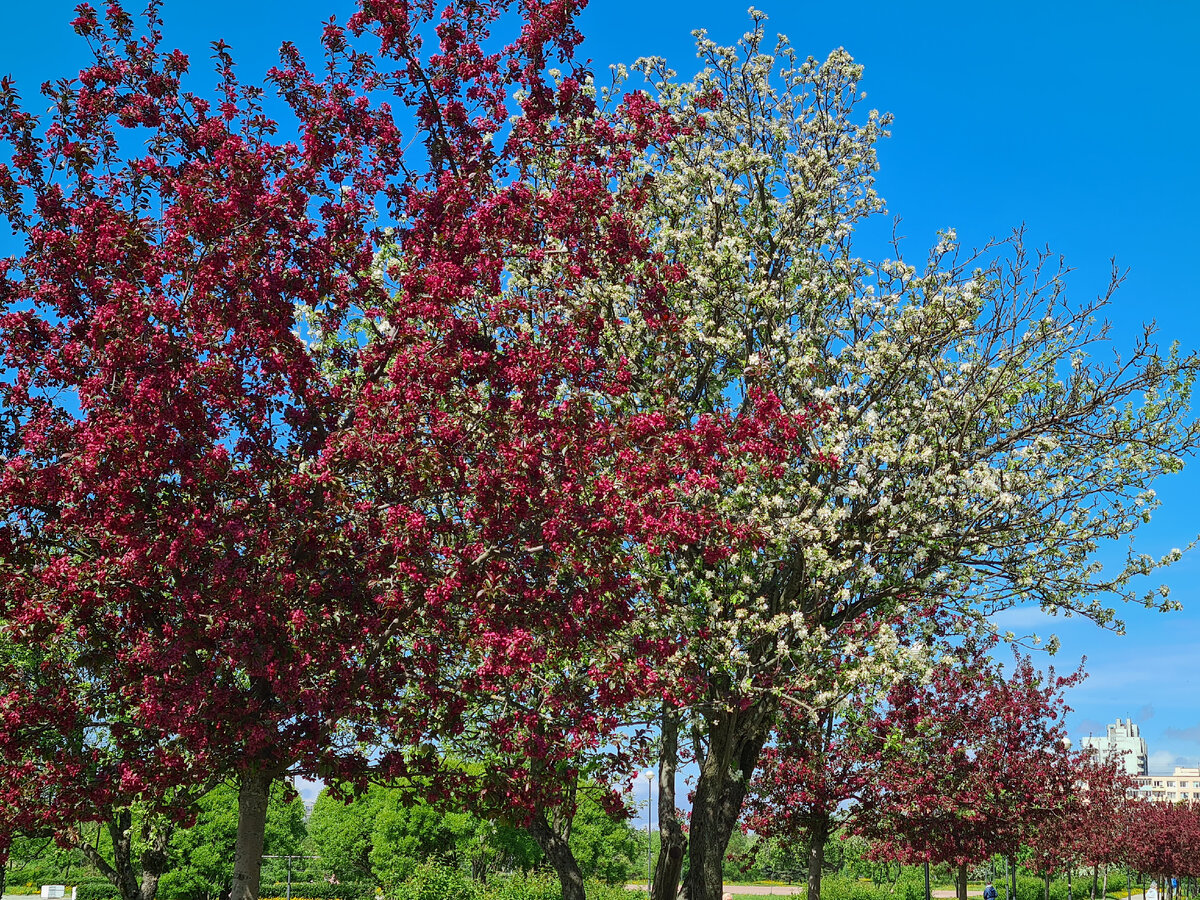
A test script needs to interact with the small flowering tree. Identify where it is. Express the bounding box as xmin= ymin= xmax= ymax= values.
xmin=1047 ymin=754 xmax=1136 ymax=900
xmin=1123 ymin=801 xmax=1200 ymax=899
xmin=855 ymin=648 xmax=1084 ymax=900
xmin=593 ymin=16 xmax=1200 ymax=900
xmin=743 ymin=611 xmax=941 ymax=900
xmin=0 ymin=635 xmax=197 ymax=900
